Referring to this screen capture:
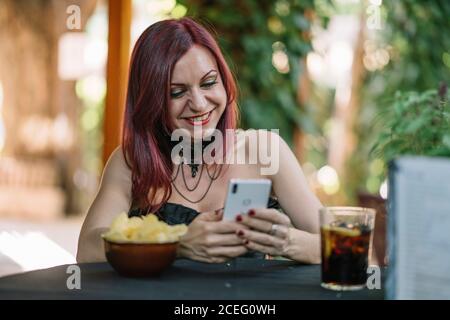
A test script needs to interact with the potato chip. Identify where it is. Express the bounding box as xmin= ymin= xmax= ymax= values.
xmin=109 ymin=212 xmax=129 ymax=232
xmin=102 ymin=212 xmax=188 ymax=244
